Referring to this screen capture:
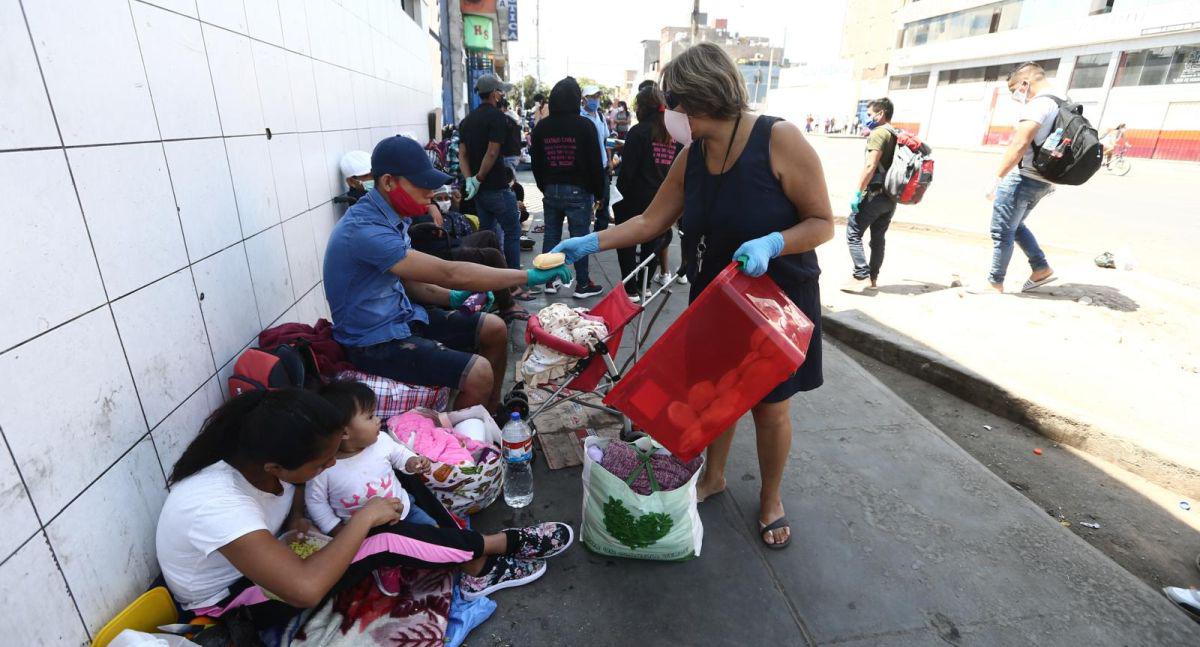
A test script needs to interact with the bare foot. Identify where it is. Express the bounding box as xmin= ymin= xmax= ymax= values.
xmin=696 ymin=472 xmax=726 ymax=502
xmin=760 ymin=498 xmax=790 ymax=546
xmin=1029 ymin=267 xmax=1054 ymax=282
